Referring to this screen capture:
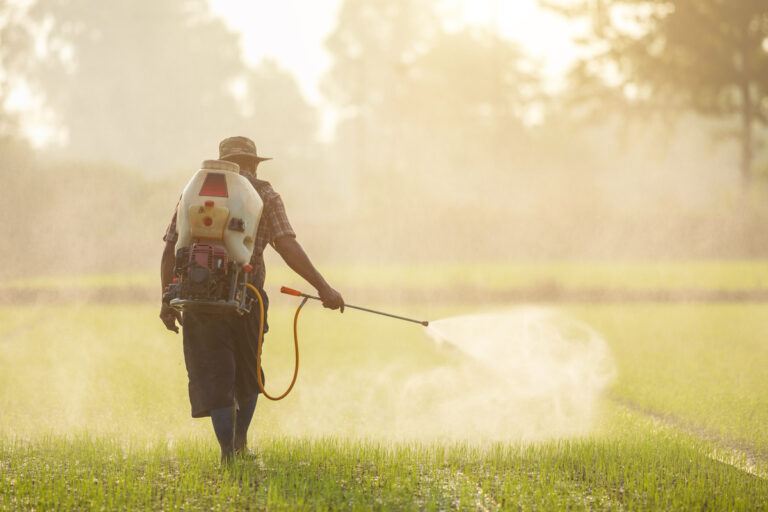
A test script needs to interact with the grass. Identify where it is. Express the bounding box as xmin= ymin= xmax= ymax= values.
xmin=2 ymin=410 xmax=766 ymax=511
xmin=1 ymin=267 xmax=768 ymax=509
